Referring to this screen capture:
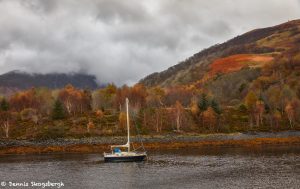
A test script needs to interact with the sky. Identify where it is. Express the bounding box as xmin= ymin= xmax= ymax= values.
xmin=0 ymin=0 xmax=300 ymax=85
